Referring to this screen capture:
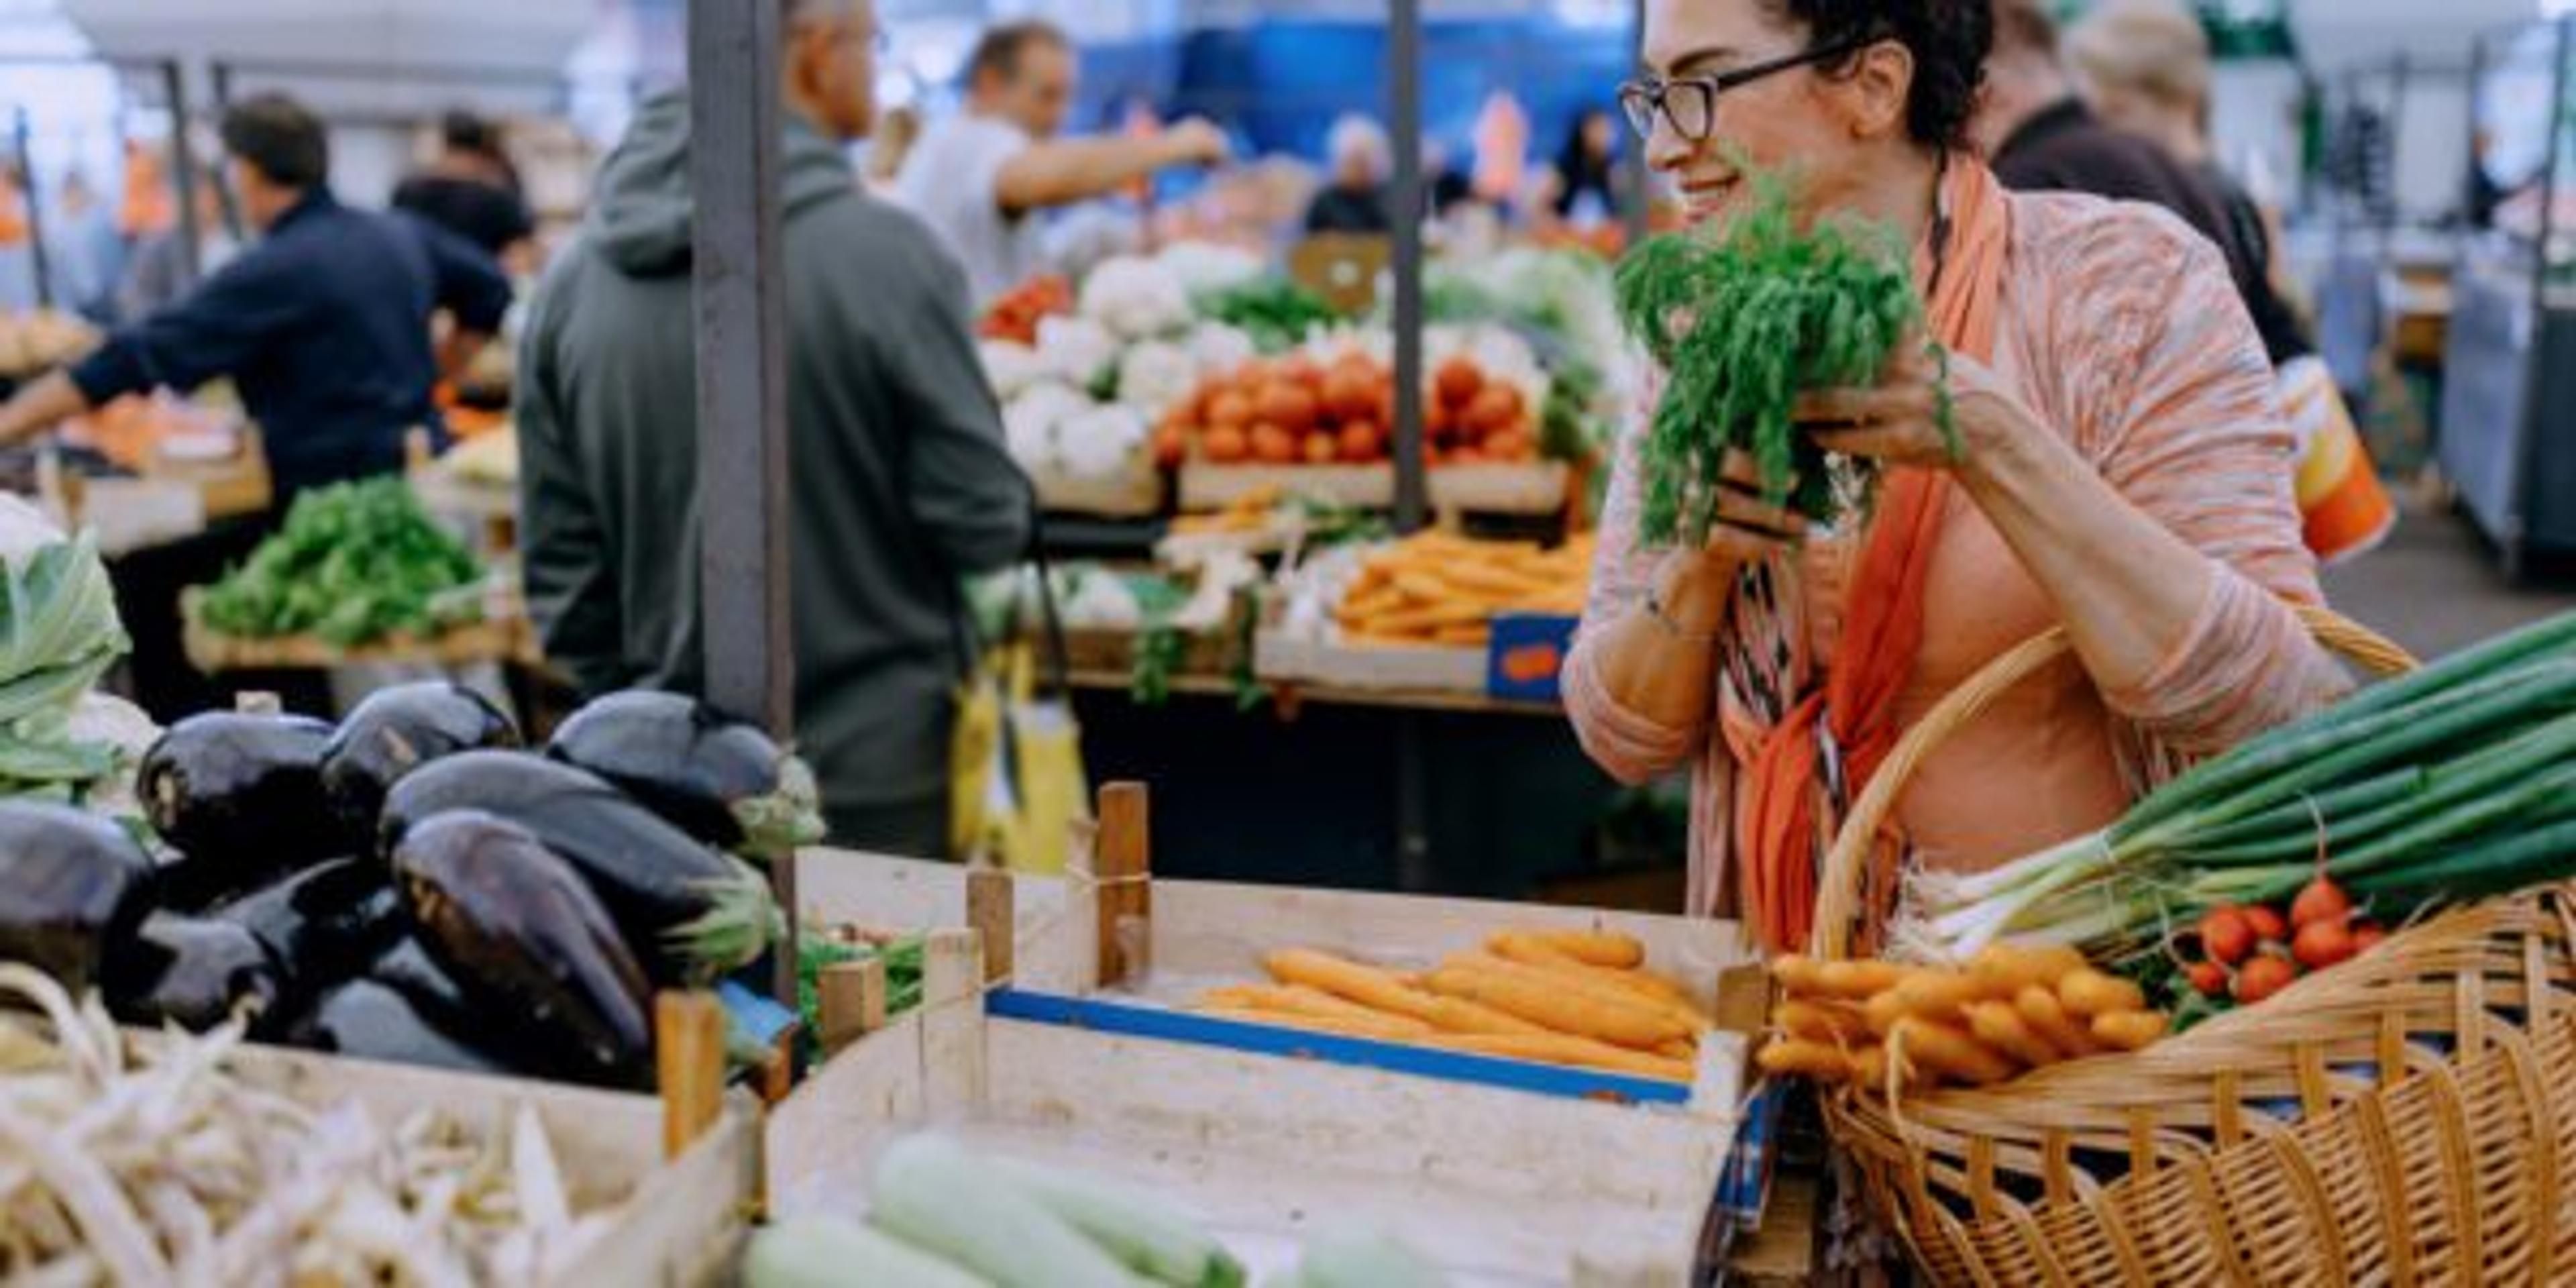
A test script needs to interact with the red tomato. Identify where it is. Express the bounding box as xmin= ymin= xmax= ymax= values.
xmin=1258 ymin=382 xmax=1319 ymax=433
xmin=1207 ymin=390 xmax=1253 ymax=430
xmin=1336 ymin=419 xmax=1385 ymax=462
xmin=1249 ymin=423 xmax=1299 ymax=465
xmin=1435 ymin=356 xmax=1483 ymax=407
xmin=1202 ymin=425 xmax=1249 ymax=464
